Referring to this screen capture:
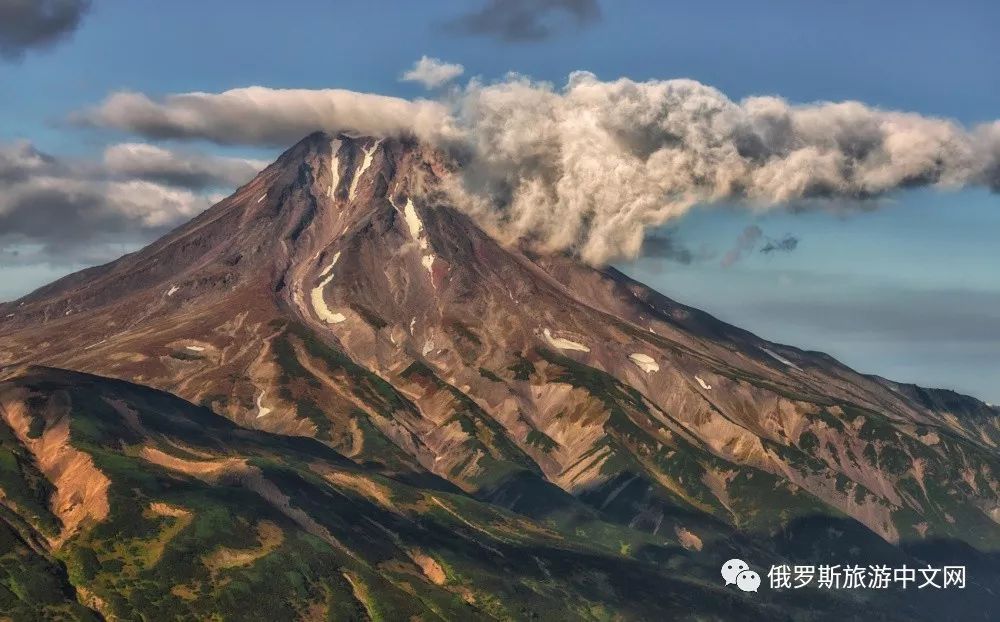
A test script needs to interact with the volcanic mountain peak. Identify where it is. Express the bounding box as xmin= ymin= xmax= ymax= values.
xmin=2 ymin=130 xmax=999 ymax=565
xmin=2 ymin=131 xmax=1000 ymax=619
xmin=0 ymin=131 xmax=453 ymax=324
